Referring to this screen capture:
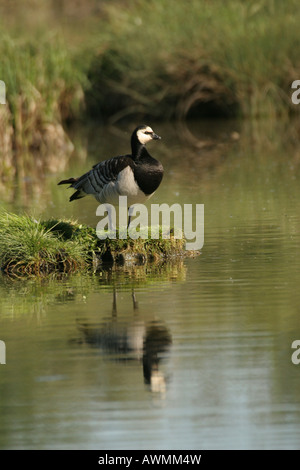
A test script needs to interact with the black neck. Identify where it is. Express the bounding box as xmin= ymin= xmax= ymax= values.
xmin=130 ymin=132 xmax=163 ymax=195
xmin=131 ymin=135 xmax=147 ymax=161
